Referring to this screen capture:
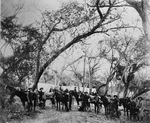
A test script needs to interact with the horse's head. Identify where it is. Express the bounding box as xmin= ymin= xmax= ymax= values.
xmin=5 ymin=85 xmax=22 ymax=100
